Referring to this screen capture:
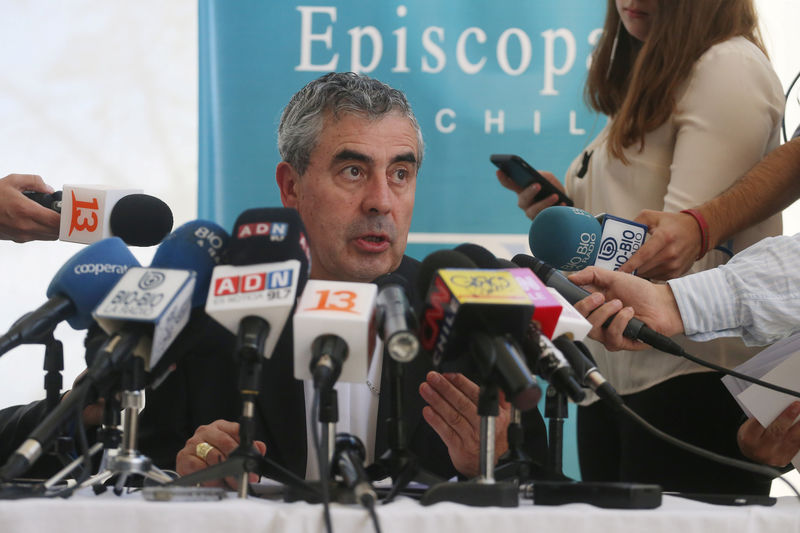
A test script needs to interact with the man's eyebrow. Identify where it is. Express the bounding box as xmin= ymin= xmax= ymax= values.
xmin=333 ymin=149 xmax=373 ymax=164
xmin=391 ymin=152 xmax=418 ymax=166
